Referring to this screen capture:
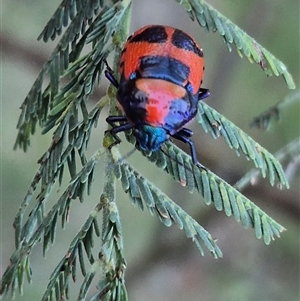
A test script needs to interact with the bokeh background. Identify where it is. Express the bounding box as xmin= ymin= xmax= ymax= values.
xmin=1 ymin=0 xmax=299 ymax=301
